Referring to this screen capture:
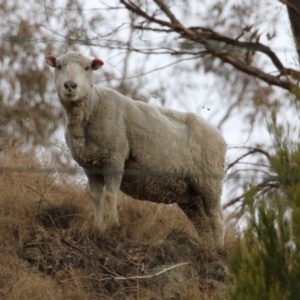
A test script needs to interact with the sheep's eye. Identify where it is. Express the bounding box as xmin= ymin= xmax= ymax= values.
xmin=85 ymin=65 xmax=90 ymax=71
xmin=57 ymin=64 xmax=62 ymax=70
